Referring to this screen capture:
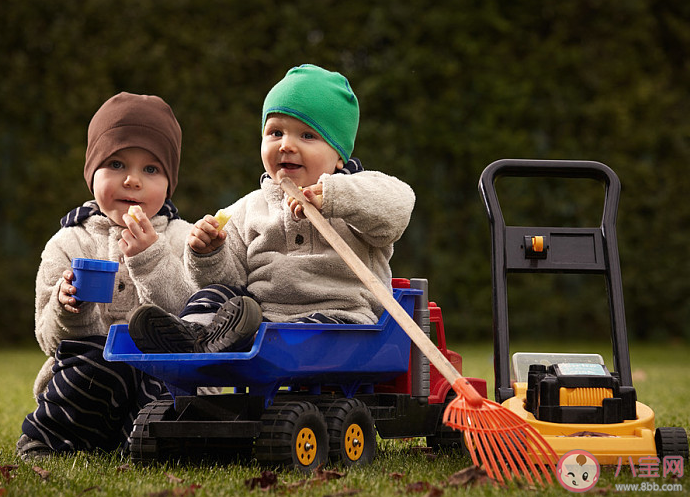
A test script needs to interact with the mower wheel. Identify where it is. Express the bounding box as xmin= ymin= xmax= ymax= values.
xmin=655 ymin=427 xmax=689 ymax=460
